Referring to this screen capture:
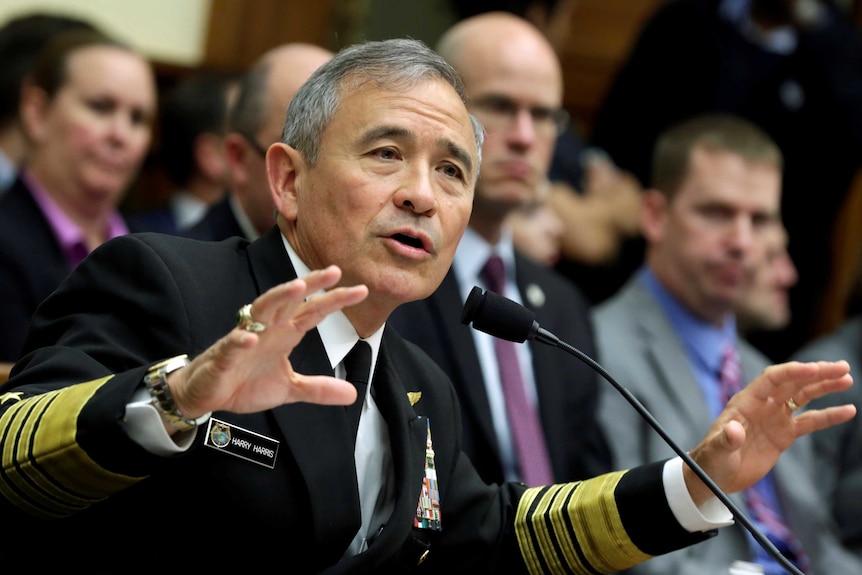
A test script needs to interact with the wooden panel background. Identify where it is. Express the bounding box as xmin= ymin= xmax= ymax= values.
xmin=561 ymin=0 xmax=665 ymax=135
xmin=203 ymin=0 xmax=338 ymax=69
